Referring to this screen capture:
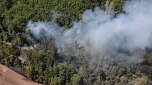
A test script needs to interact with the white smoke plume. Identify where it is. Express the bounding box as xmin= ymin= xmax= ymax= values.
xmin=27 ymin=0 xmax=152 ymax=64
